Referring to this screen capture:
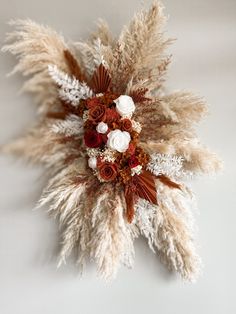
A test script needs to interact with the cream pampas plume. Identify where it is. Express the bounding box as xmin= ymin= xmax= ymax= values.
xmin=1 ymin=1 xmax=221 ymax=281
